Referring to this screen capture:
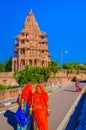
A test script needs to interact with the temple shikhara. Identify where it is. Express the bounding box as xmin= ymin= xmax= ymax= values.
xmin=12 ymin=10 xmax=50 ymax=71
